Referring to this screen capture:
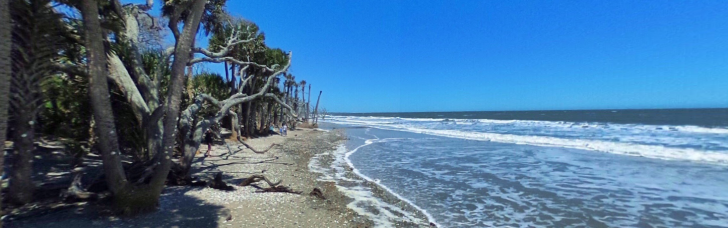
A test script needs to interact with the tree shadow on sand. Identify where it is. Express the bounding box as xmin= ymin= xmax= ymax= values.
xmin=6 ymin=187 xmax=228 ymax=228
